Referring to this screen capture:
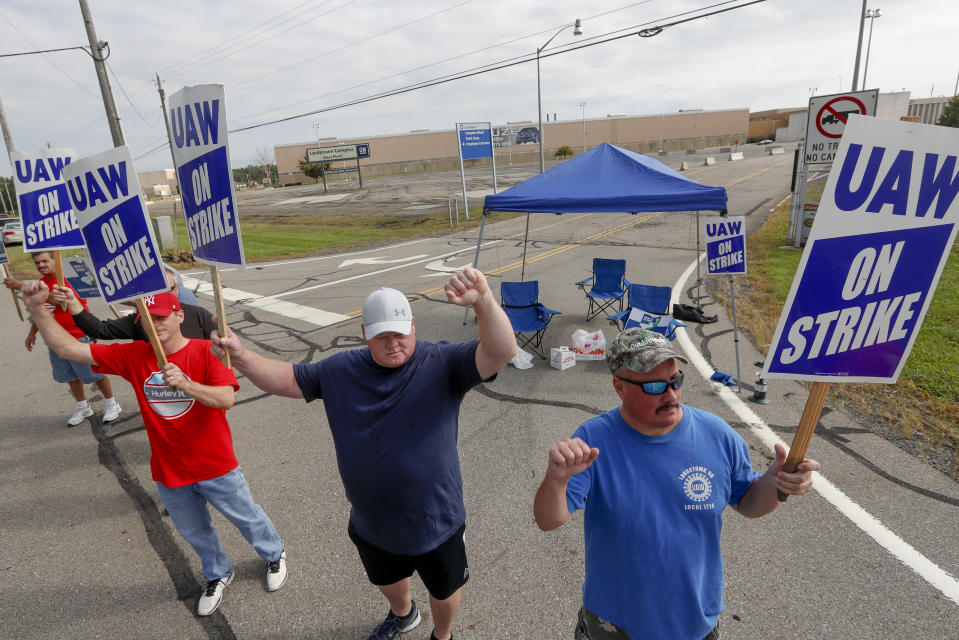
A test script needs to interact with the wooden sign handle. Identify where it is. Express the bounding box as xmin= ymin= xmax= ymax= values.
xmin=778 ymin=381 xmax=830 ymax=502
xmin=53 ymin=250 xmax=67 ymax=310
xmin=3 ymin=263 xmax=24 ymax=322
xmin=135 ymin=298 xmax=169 ymax=368
xmin=210 ymin=265 xmax=231 ymax=369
